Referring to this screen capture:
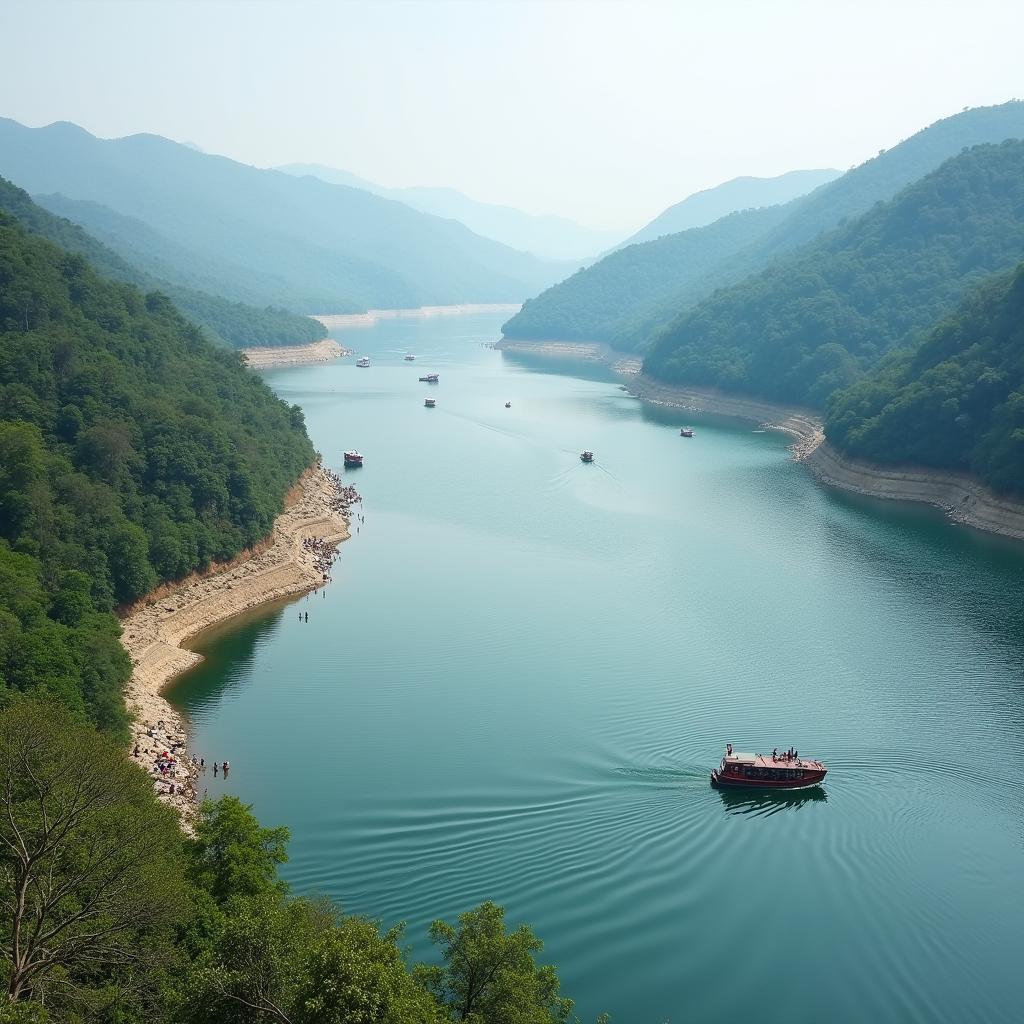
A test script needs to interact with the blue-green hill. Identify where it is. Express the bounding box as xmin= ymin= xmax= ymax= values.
xmin=644 ymin=140 xmax=1024 ymax=407
xmin=0 ymin=118 xmax=571 ymax=313
xmin=502 ymin=102 xmax=1024 ymax=352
